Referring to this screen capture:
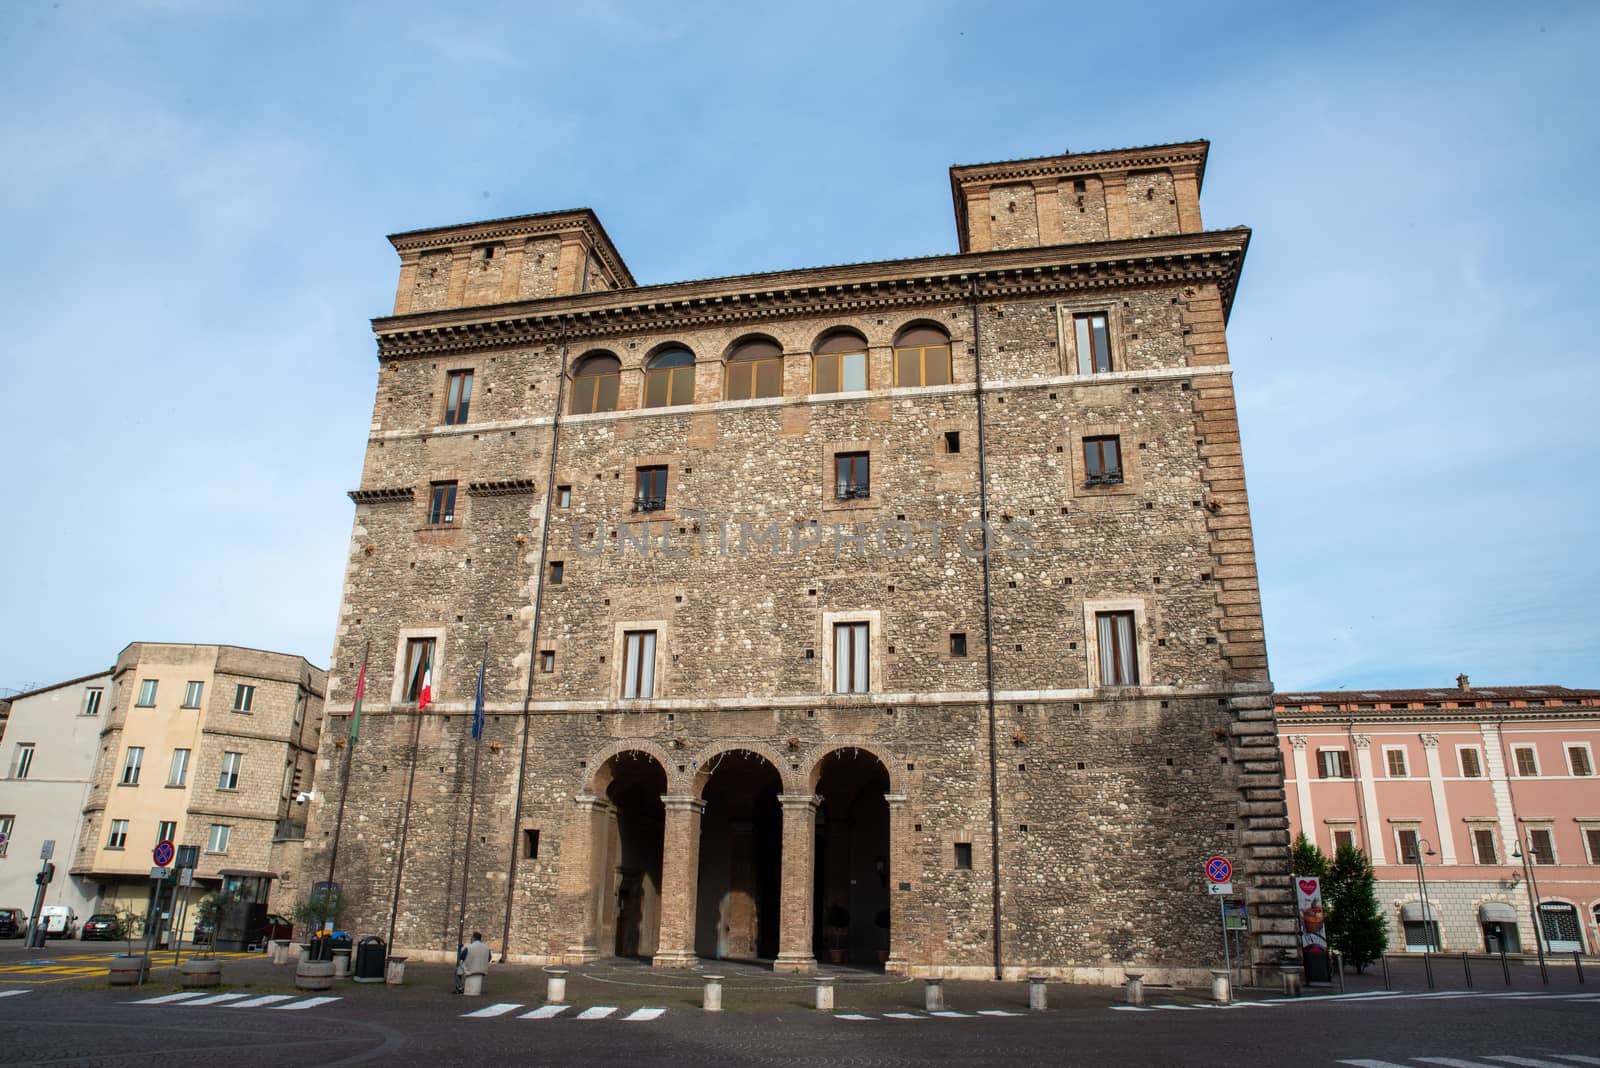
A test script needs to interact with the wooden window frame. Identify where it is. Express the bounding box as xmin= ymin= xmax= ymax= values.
xmin=834 ymin=452 xmax=870 ymax=499
xmin=1082 ymin=435 xmax=1124 ymax=487
xmin=891 ymin=342 xmax=953 ymax=388
xmin=1457 ymin=745 xmax=1484 ymax=778
xmin=1513 ymin=745 xmax=1540 ymax=777
xmin=642 ymin=349 xmax=696 ymax=409
xmin=634 ymin=466 xmax=668 ymax=513
xmin=621 ymin=630 xmax=657 ymax=700
xmin=812 ymin=350 xmax=869 ymax=394
xmin=428 ymin=481 xmax=458 ymax=526
xmin=1566 ymin=743 xmax=1594 ymax=777
xmin=833 ymin=621 xmax=870 ymax=694
xmin=1396 ymin=827 xmax=1421 ymax=865
xmin=402 ymin=637 xmax=435 ymax=704
xmin=1384 ymin=746 xmax=1409 ymax=778
xmin=1471 ymin=826 xmax=1499 ymax=864
xmin=949 ymin=632 xmax=968 ymax=658
xmin=571 ymin=370 xmax=621 ymax=415
xmin=725 ymin=351 xmax=784 ymax=401
xmin=1527 ymin=827 xmax=1556 ymax=865
xmin=444 ymin=369 xmax=473 ymax=426
xmin=1072 ymin=311 xmax=1113 ymax=374
xmin=1094 ymin=609 xmax=1140 ymax=686
xmin=538 ymin=650 xmax=556 ymax=675
xmin=1318 ymin=749 xmax=1352 ymax=779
